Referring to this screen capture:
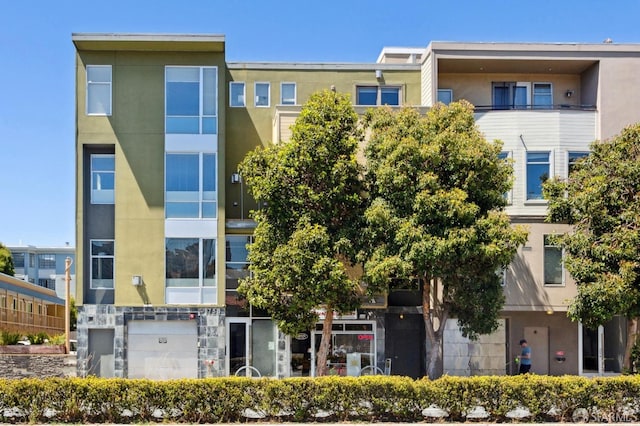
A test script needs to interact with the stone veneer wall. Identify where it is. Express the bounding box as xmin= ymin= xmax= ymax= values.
xmin=76 ymin=305 xmax=225 ymax=378
xmin=0 ymin=354 xmax=77 ymax=379
xmin=443 ymin=319 xmax=506 ymax=376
